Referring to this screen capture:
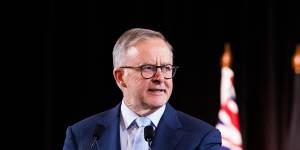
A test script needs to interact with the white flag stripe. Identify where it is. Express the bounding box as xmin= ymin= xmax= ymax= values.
xmin=219 ymin=110 xmax=231 ymax=125
xmin=228 ymin=100 xmax=238 ymax=113
xmin=221 ymin=67 xmax=235 ymax=105
xmin=216 ymin=124 xmax=242 ymax=144
xmin=222 ymin=138 xmax=243 ymax=150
